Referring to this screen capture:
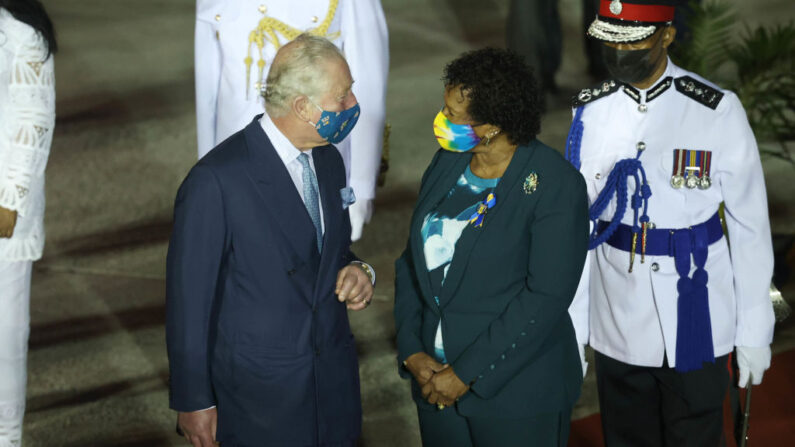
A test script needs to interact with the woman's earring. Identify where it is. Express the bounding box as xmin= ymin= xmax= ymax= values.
xmin=485 ymin=131 xmax=498 ymax=146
